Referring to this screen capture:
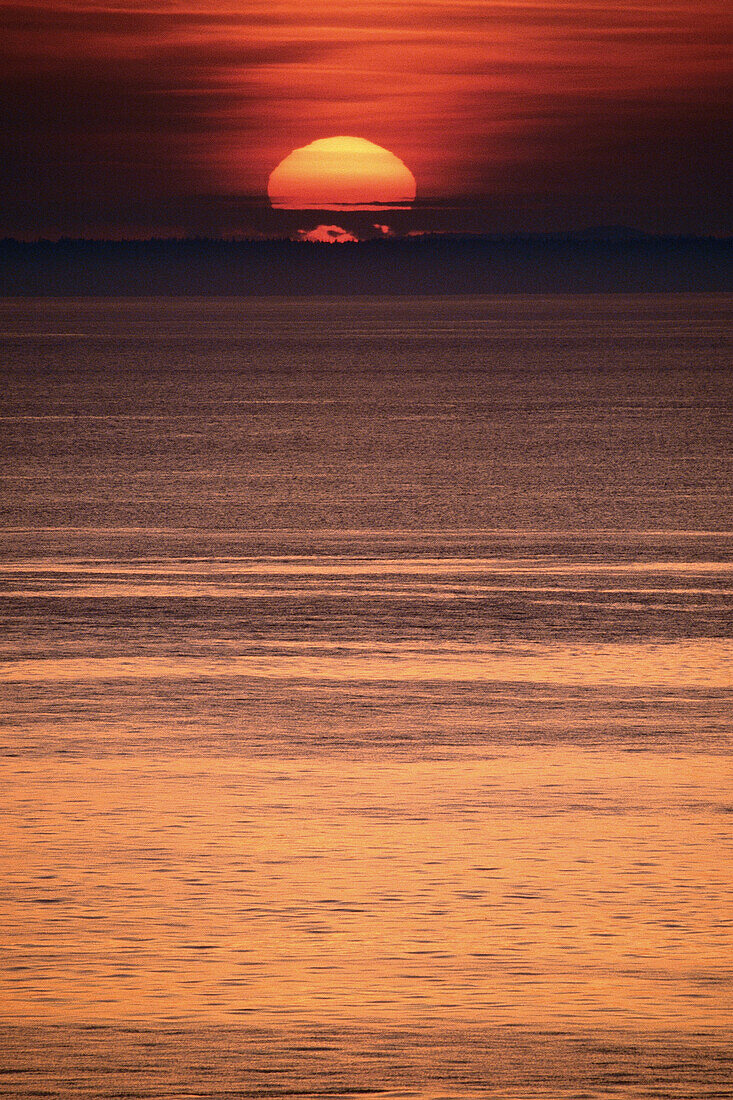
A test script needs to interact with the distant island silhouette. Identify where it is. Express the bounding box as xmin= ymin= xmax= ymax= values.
xmin=1 ymin=233 xmax=730 ymax=295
